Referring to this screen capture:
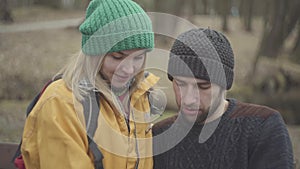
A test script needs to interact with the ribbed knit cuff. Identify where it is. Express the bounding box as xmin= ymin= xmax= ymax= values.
xmin=82 ymin=31 xmax=154 ymax=56
xmin=167 ymin=54 xmax=233 ymax=90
